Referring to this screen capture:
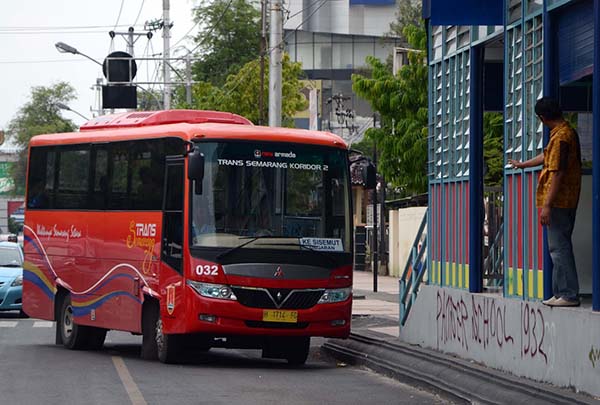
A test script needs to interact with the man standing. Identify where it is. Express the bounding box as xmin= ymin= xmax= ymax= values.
xmin=508 ymin=97 xmax=581 ymax=307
